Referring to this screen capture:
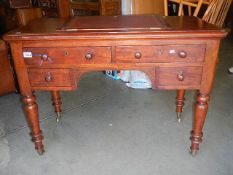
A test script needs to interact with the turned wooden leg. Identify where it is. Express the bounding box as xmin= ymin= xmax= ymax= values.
xmin=190 ymin=92 xmax=210 ymax=156
xmin=176 ymin=90 xmax=186 ymax=123
xmin=23 ymin=94 xmax=44 ymax=155
xmin=51 ymin=91 xmax=62 ymax=123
